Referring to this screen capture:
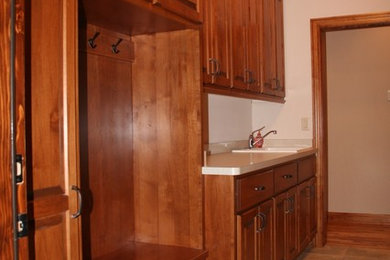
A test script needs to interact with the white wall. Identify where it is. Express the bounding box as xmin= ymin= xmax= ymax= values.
xmin=327 ymin=27 xmax=390 ymax=214
xmin=210 ymin=0 xmax=390 ymax=143
xmin=208 ymin=94 xmax=252 ymax=143
xmin=253 ymin=0 xmax=390 ymax=139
